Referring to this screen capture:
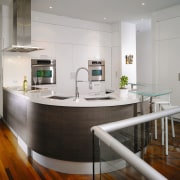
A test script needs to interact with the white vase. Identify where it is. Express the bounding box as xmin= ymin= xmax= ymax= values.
xmin=119 ymin=88 xmax=128 ymax=98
